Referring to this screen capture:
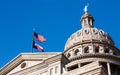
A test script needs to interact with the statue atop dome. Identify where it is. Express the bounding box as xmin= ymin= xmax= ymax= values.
xmin=84 ymin=3 xmax=89 ymax=13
